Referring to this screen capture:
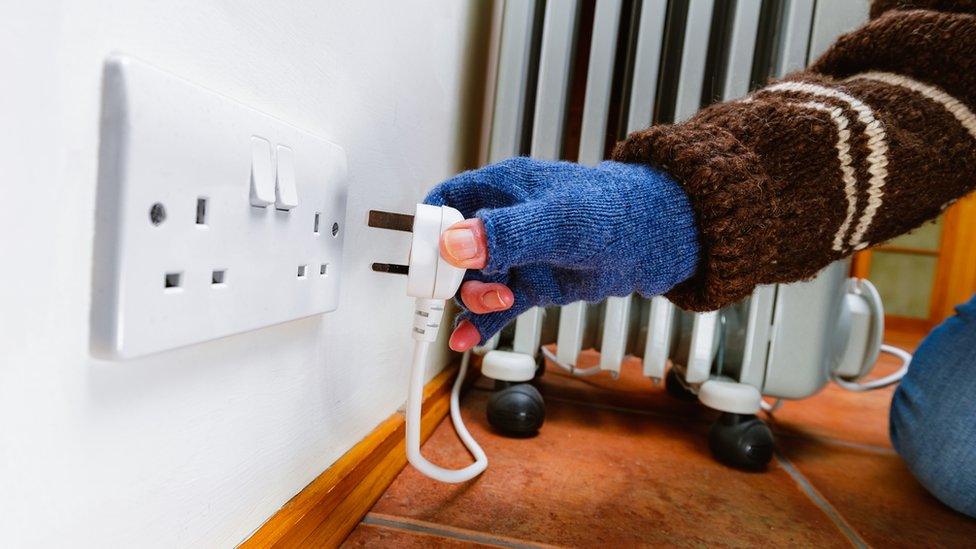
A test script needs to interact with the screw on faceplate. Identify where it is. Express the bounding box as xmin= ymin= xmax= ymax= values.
xmin=150 ymin=203 xmax=166 ymax=225
xmin=331 ymin=222 xmax=340 ymax=237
